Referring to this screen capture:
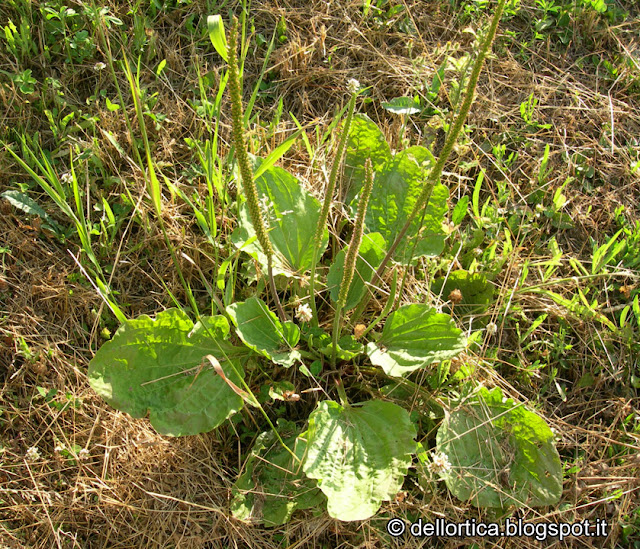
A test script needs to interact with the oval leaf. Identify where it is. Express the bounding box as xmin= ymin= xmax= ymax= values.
xmin=436 ymin=387 xmax=563 ymax=508
xmin=382 ymin=96 xmax=421 ymax=115
xmin=432 ymin=269 xmax=494 ymax=323
xmin=231 ymin=158 xmax=328 ymax=277
xmin=302 ymin=400 xmax=416 ymax=521
xmin=326 ymin=232 xmax=386 ymax=311
xmin=88 ymin=309 xmax=247 ymax=436
xmin=227 ymin=297 xmax=301 ymax=367
xmin=367 ymin=304 xmax=466 ymax=377
xmin=304 ymin=327 xmax=363 ymax=361
xmin=343 ymin=114 xmax=392 ymax=204
xmin=232 ymin=420 xmax=325 ymax=526
xmin=1 ymin=189 xmax=62 ymax=234
xmin=363 ymin=146 xmax=448 ymax=264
